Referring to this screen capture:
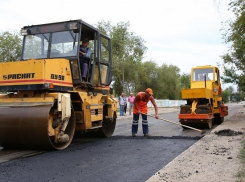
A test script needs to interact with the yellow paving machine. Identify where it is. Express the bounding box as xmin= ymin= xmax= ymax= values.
xmin=0 ymin=20 xmax=117 ymax=150
xmin=179 ymin=66 xmax=228 ymax=129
